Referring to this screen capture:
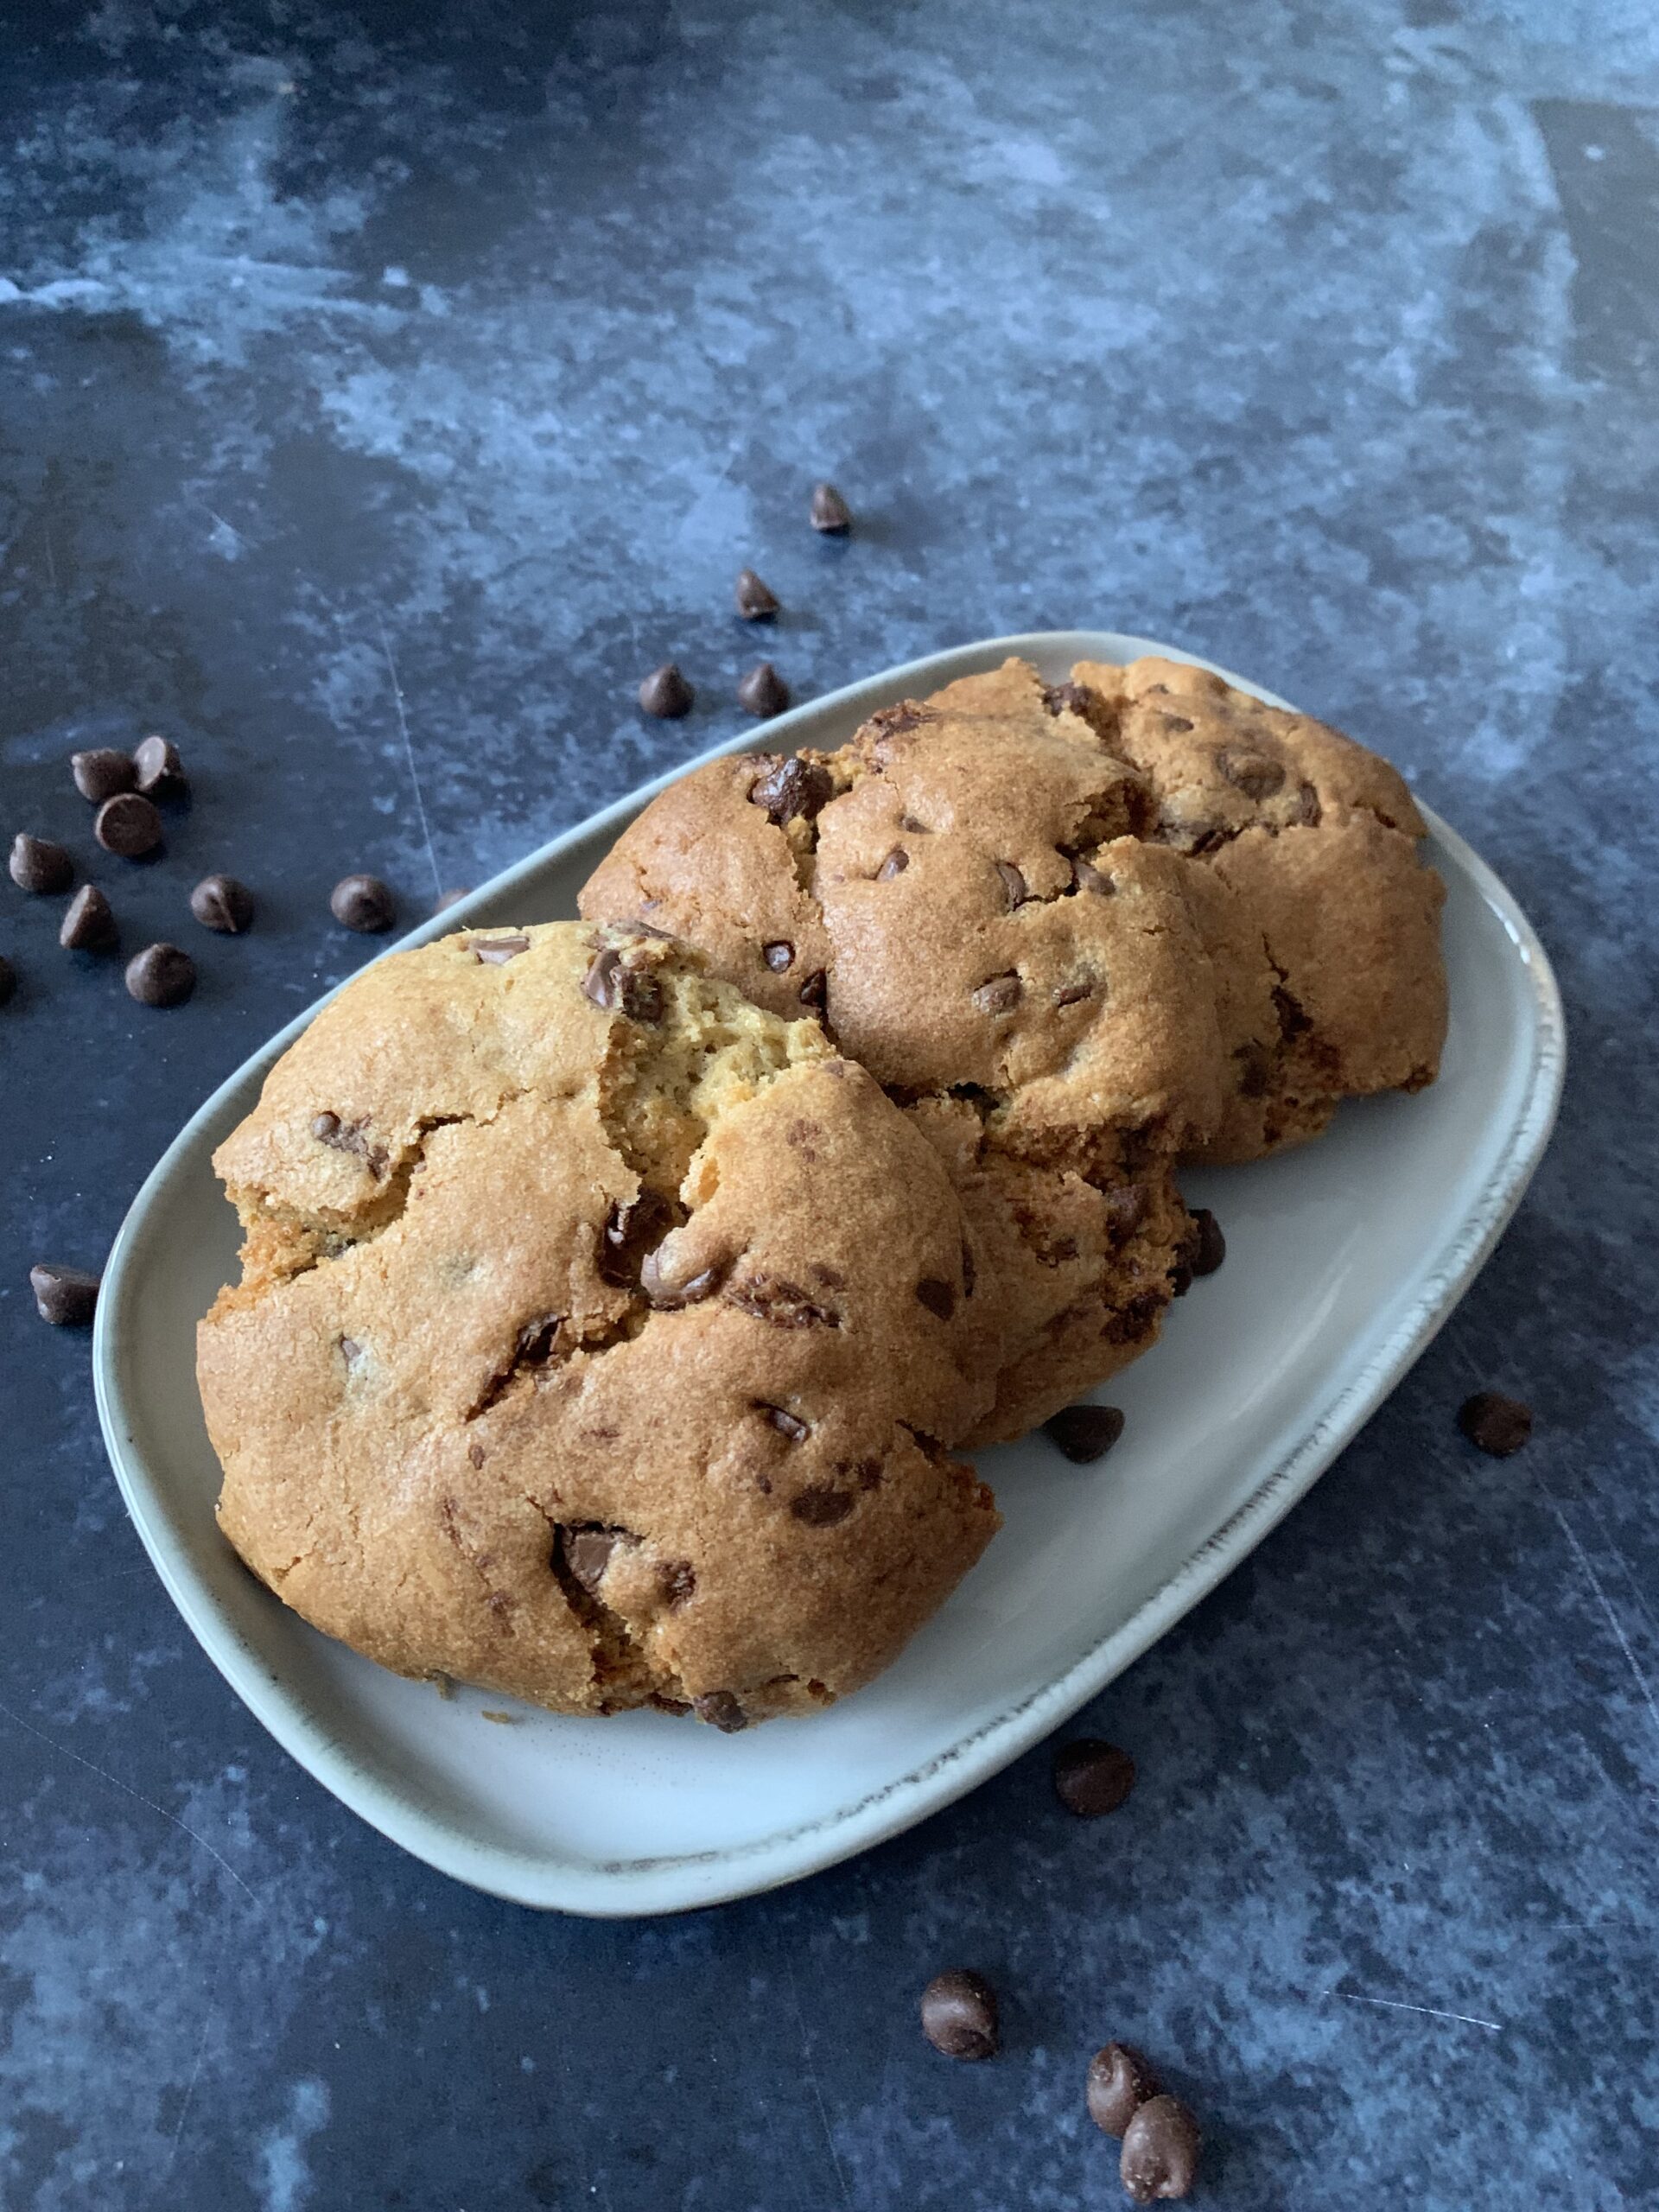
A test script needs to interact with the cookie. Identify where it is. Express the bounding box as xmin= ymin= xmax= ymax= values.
xmin=579 ymin=683 xmax=1231 ymax=1439
xmin=1068 ymin=655 xmax=1448 ymax=1160
xmin=199 ymin=923 xmax=1001 ymax=1726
